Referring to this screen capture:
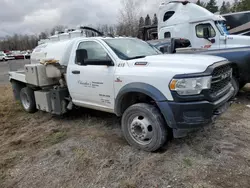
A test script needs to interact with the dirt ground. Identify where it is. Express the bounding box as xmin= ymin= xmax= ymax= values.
xmin=0 ymin=84 xmax=250 ymax=188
